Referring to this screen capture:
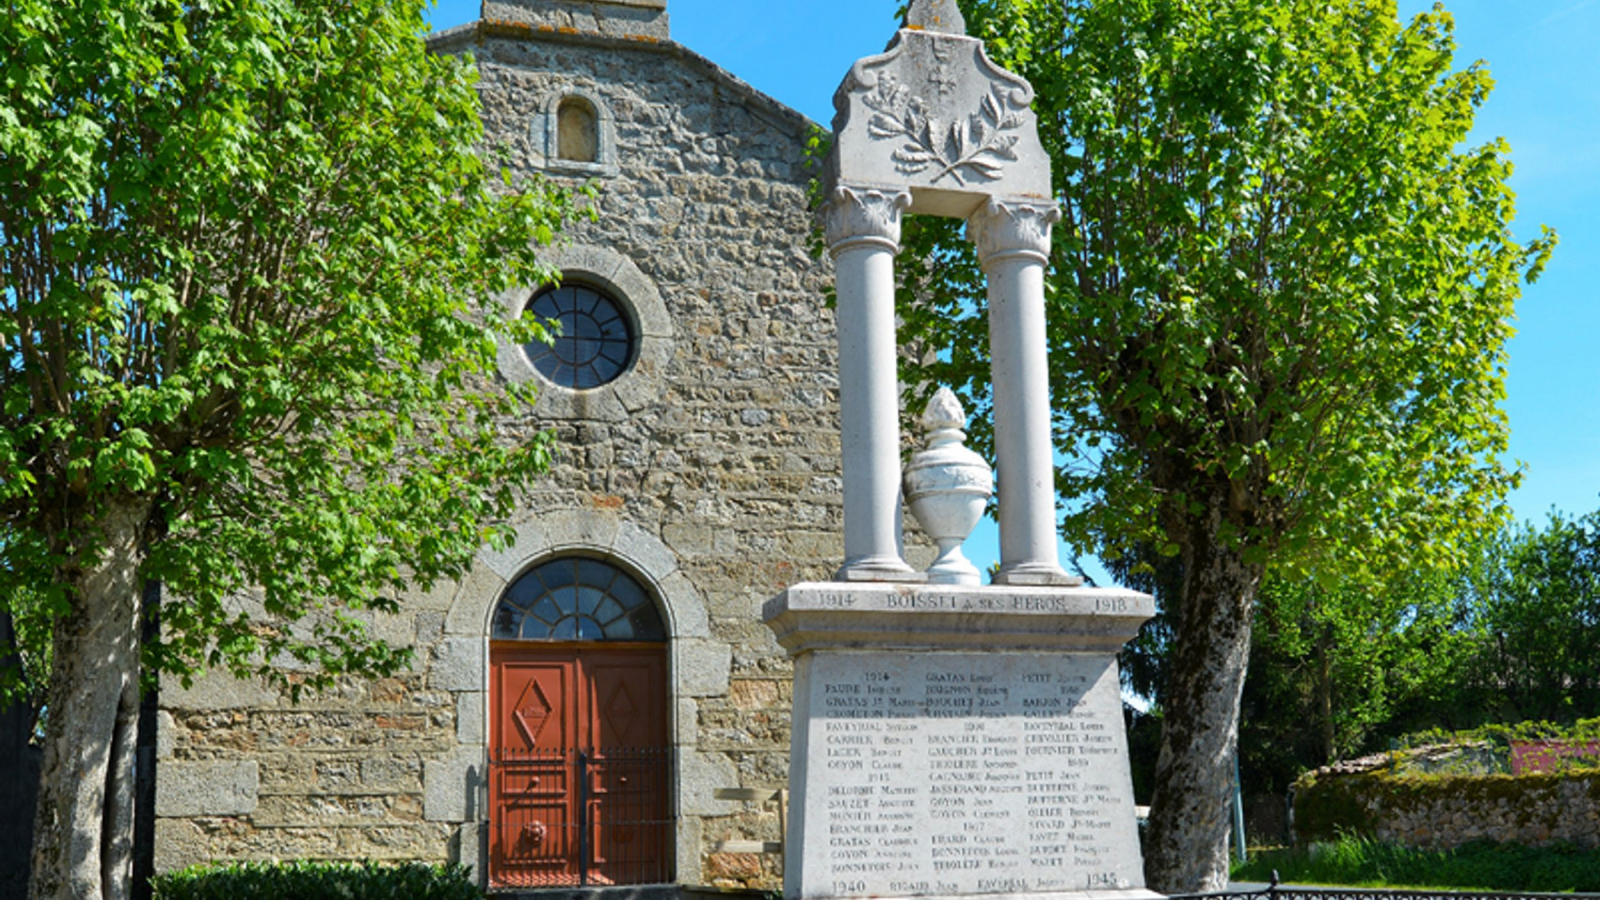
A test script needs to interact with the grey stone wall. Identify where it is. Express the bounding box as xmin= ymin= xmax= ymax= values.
xmin=155 ymin=16 xmax=850 ymax=890
xmin=1293 ymin=769 xmax=1600 ymax=850
xmin=1374 ymin=774 xmax=1600 ymax=848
